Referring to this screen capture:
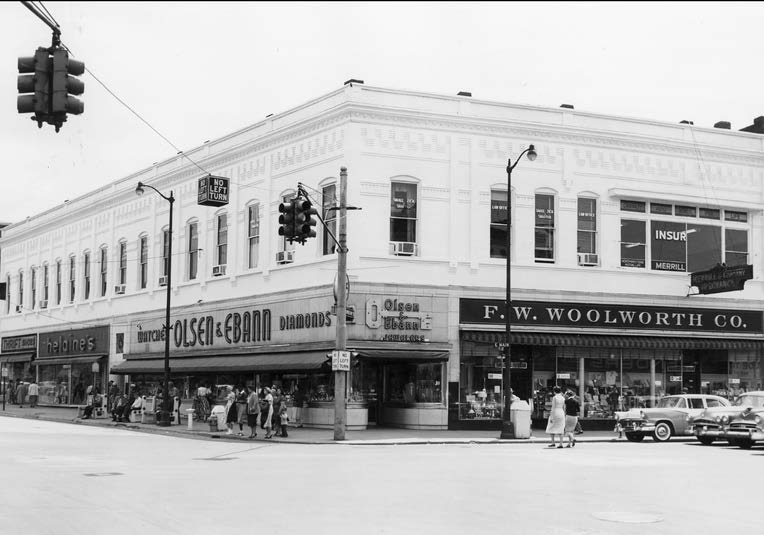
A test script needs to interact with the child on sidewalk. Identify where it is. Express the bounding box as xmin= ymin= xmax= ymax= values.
xmin=279 ymin=403 xmax=289 ymax=438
